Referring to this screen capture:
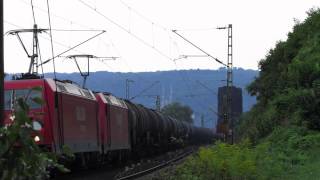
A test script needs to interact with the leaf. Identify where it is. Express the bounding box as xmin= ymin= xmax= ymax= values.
xmin=0 ymin=94 xmax=67 ymax=178
xmin=17 ymin=98 xmax=29 ymax=112
xmin=55 ymin=164 xmax=70 ymax=173
xmin=32 ymin=97 xmax=45 ymax=105
xmin=62 ymin=145 xmax=75 ymax=159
